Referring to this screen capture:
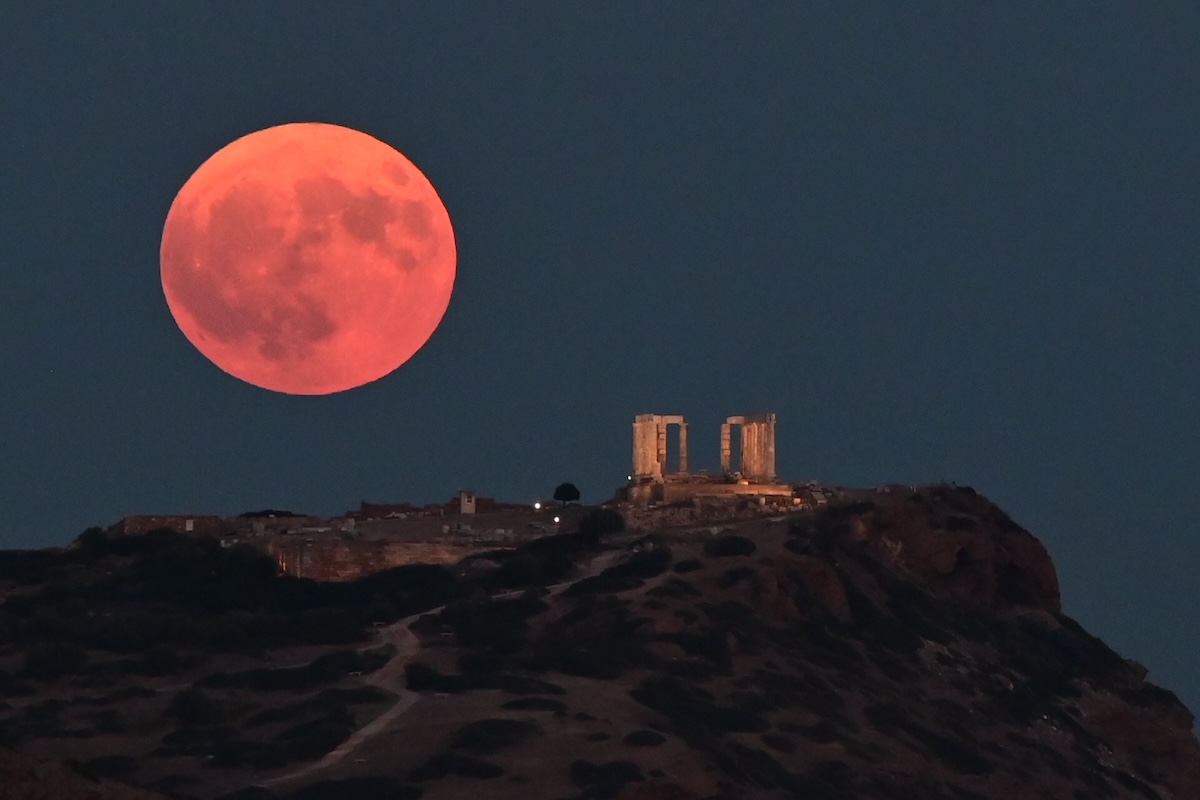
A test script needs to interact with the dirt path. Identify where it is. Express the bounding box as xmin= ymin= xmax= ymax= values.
xmin=256 ymin=608 xmax=428 ymax=788
xmin=255 ymin=546 xmax=620 ymax=789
